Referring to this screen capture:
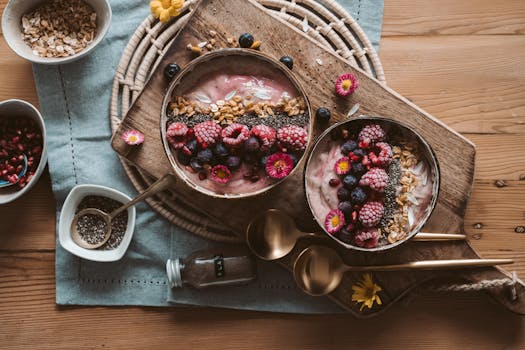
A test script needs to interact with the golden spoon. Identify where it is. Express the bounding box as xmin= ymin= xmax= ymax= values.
xmin=293 ymin=245 xmax=514 ymax=296
xmin=246 ymin=209 xmax=466 ymax=261
xmin=71 ymin=174 xmax=176 ymax=249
